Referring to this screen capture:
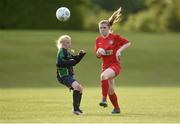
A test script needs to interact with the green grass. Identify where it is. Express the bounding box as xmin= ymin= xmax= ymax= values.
xmin=0 ymin=30 xmax=180 ymax=122
xmin=0 ymin=30 xmax=180 ymax=87
xmin=0 ymin=87 xmax=180 ymax=123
